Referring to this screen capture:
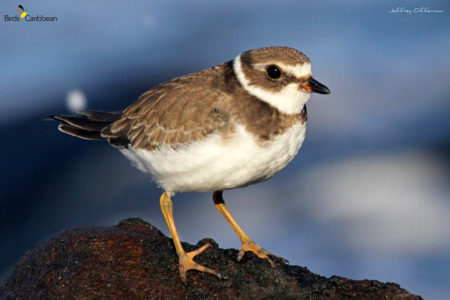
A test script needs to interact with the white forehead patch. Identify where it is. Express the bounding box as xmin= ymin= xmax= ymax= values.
xmin=253 ymin=62 xmax=312 ymax=78
xmin=233 ymin=54 xmax=311 ymax=115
